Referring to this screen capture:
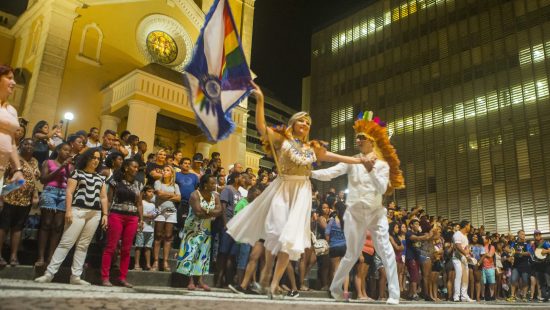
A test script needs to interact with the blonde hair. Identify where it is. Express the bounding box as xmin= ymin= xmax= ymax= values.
xmin=162 ymin=165 xmax=176 ymax=186
xmin=286 ymin=111 xmax=312 ymax=142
